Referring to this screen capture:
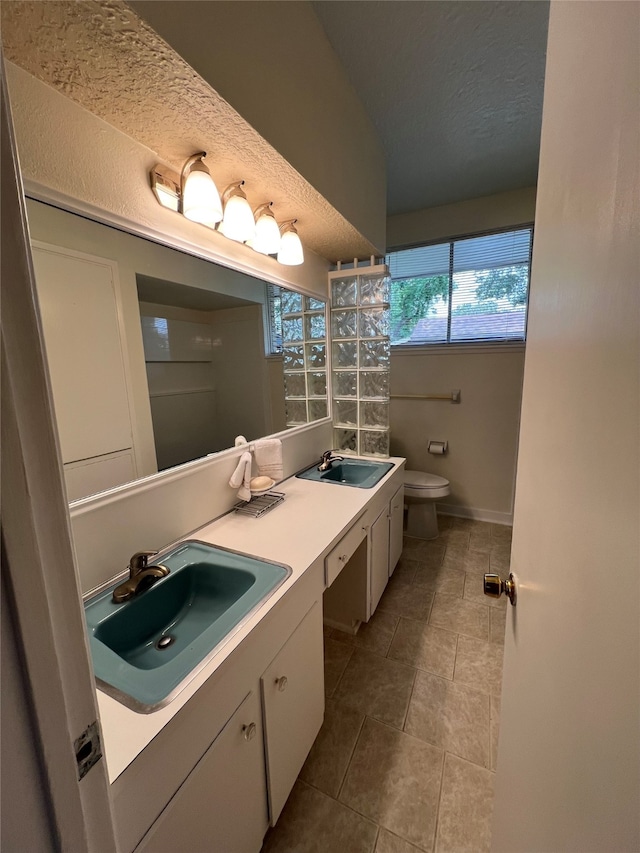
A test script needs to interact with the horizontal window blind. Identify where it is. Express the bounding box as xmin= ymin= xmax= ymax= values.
xmin=386 ymin=227 xmax=533 ymax=346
